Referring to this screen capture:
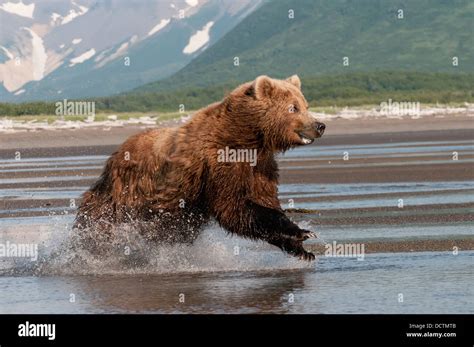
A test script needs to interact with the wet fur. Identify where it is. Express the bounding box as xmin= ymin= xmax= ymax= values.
xmin=74 ymin=75 xmax=323 ymax=260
